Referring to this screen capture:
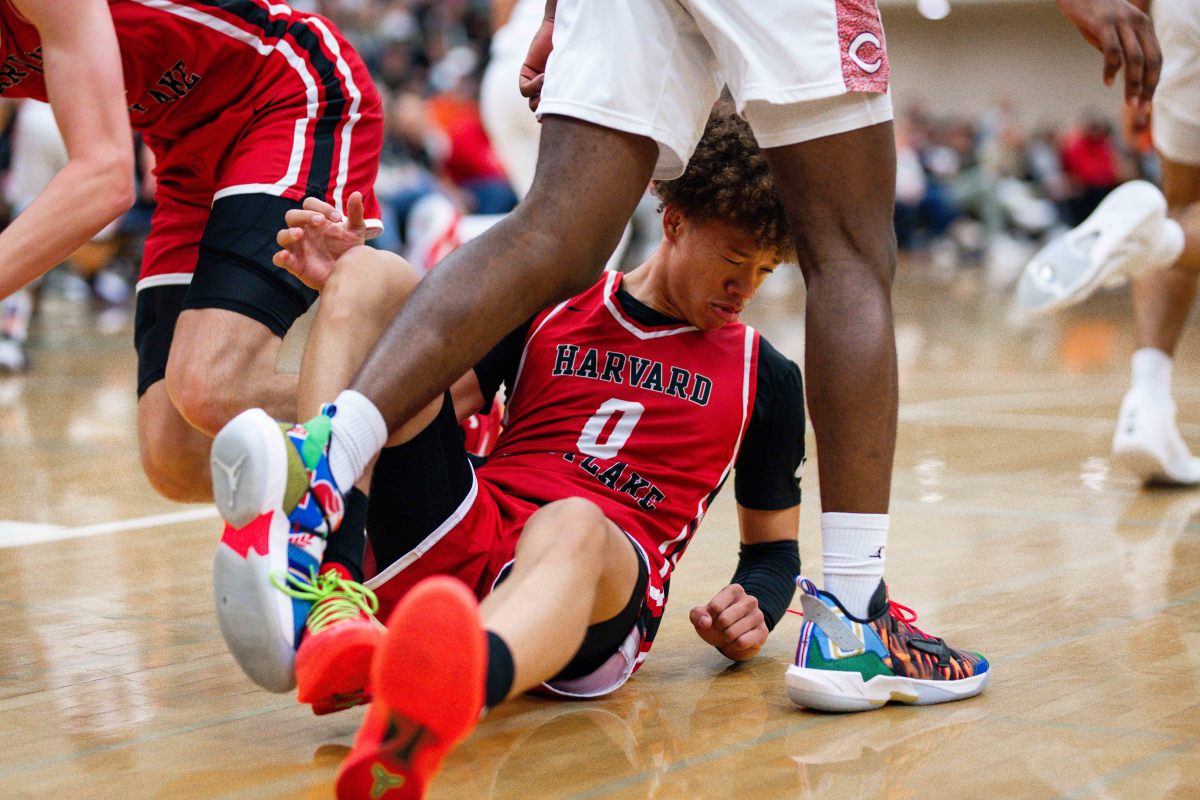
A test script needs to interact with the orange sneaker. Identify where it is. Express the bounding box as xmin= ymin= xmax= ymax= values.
xmin=335 ymin=576 xmax=485 ymax=800
xmin=283 ymin=570 xmax=385 ymax=715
